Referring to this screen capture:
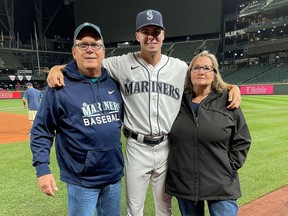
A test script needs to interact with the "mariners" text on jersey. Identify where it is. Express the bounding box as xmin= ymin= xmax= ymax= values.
xmin=124 ymin=81 xmax=180 ymax=99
